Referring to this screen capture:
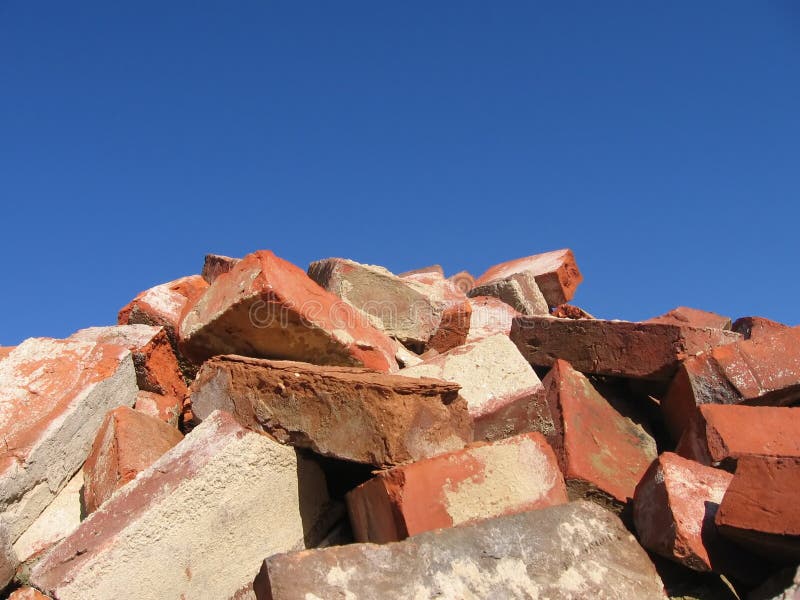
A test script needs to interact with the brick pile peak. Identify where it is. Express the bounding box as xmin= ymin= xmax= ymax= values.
xmin=0 ymin=247 xmax=797 ymax=599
